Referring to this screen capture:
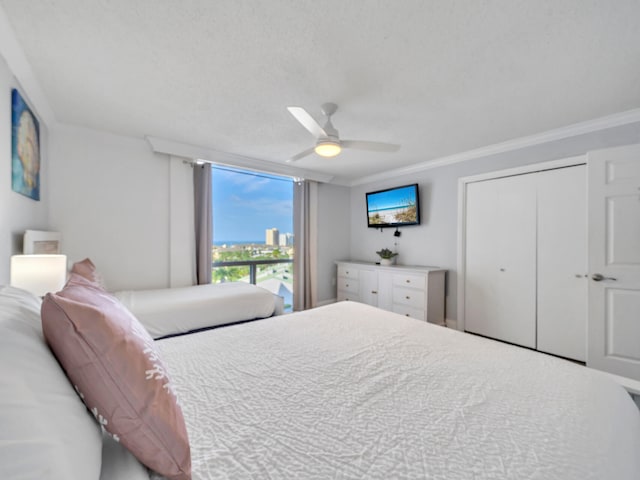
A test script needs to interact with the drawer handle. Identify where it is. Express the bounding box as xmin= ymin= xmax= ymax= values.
xmin=405 ymin=295 xmax=410 ymax=299
xmin=405 ymin=313 xmax=410 ymax=317
xmin=346 ymin=271 xmax=349 ymax=274
xmin=406 ymin=280 xmax=411 ymax=283
xmin=371 ymin=290 xmax=378 ymax=294
xmin=345 ymin=283 xmax=349 ymax=287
